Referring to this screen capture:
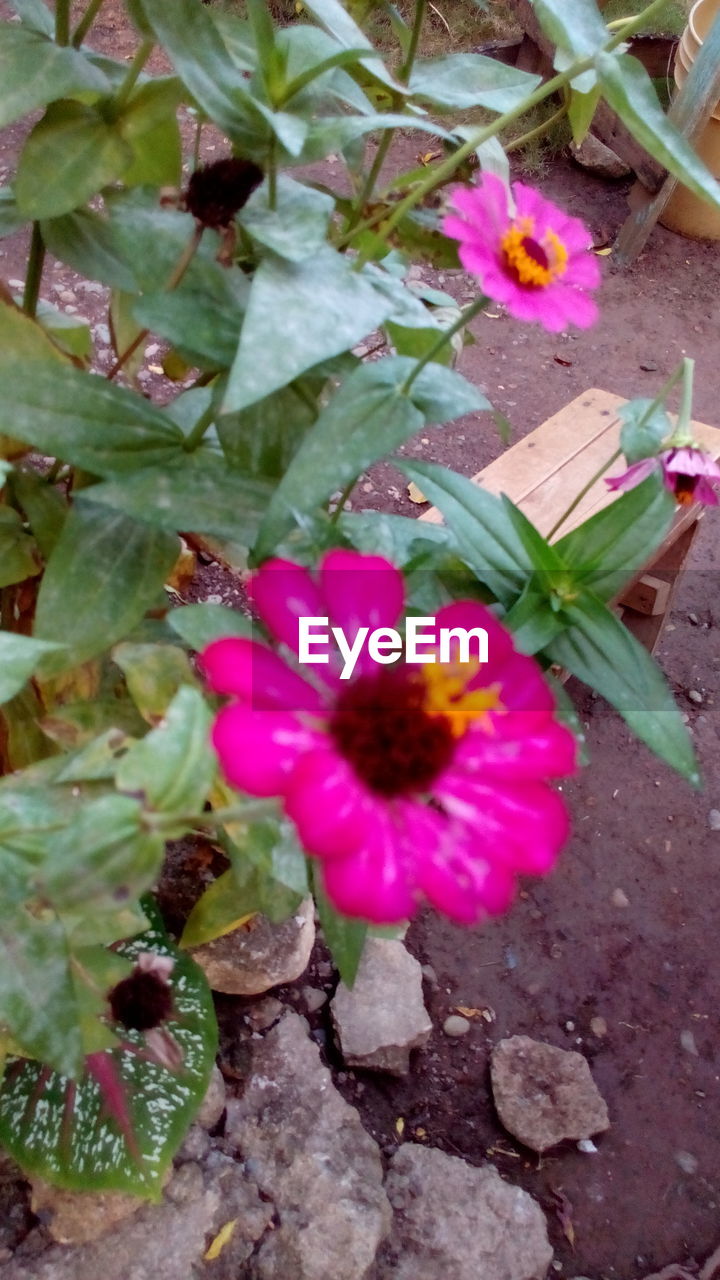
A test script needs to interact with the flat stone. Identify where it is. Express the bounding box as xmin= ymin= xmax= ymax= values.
xmin=443 ymin=1015 xmax=471 ymax=1038
xmin=28 ymin=1181 xmax=143 ymax=1246
xmin=570 ymin=133 xmax=631 ymax=179
xmin=331 ymin=939 xmax=431 ymax=1076
xmin=701 ymin=1244 xmax=720 ymax=1280
xmin=225 ymin=1010 xmax=391 ymax=1280
xmin=190 ymin=896 xmax=315 ymax=994
xmin=2 ymin=1159 xmax=270 ymax=1280
xmin=491 ymin=1036 xmax=610 ymax=1153
xmin=373 ymin=1144 xmax=552 ymax=1280
xmin=708 ymin=809 xmax=720 ymax=831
